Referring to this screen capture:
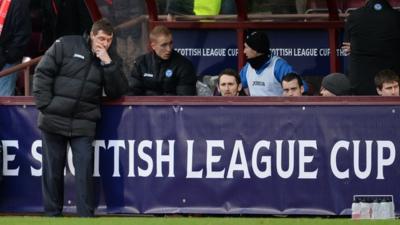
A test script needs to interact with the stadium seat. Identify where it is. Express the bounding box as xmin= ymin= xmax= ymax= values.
xmin=305 ymin=0 xmax=342 ymax=14
xmin=305 ymin=0 xmax=327 ymax=14
xmin=388 ymin=0 xmax=400 ymax=8
xmin=343 ymin=0 xmax=364 ymax=14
